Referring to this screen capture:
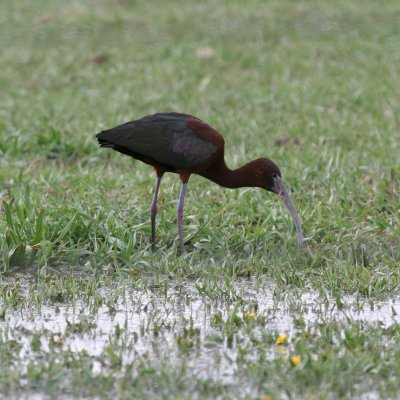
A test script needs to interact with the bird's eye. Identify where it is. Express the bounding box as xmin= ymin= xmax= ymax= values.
xmin=272 ymin=173 xmax=278 ymax=179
